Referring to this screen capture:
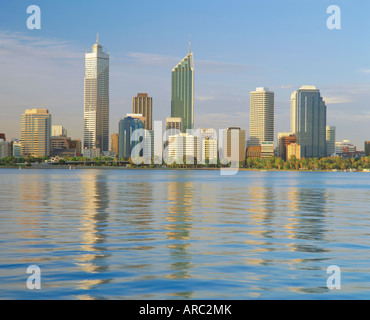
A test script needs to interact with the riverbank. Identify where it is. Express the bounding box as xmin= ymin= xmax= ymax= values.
xmin=0 ymin=165 xmax=368 ymax=172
